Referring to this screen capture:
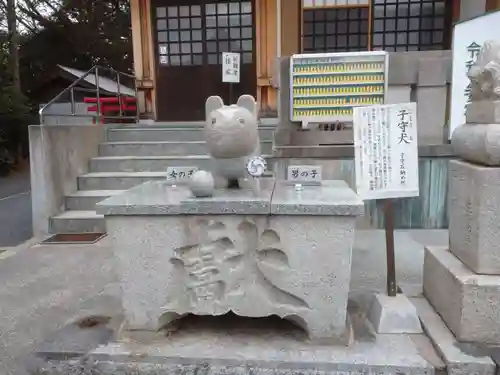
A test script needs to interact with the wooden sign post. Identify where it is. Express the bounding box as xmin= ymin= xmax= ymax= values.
xmin=353 ymin=103 xmax=420 ymax=297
